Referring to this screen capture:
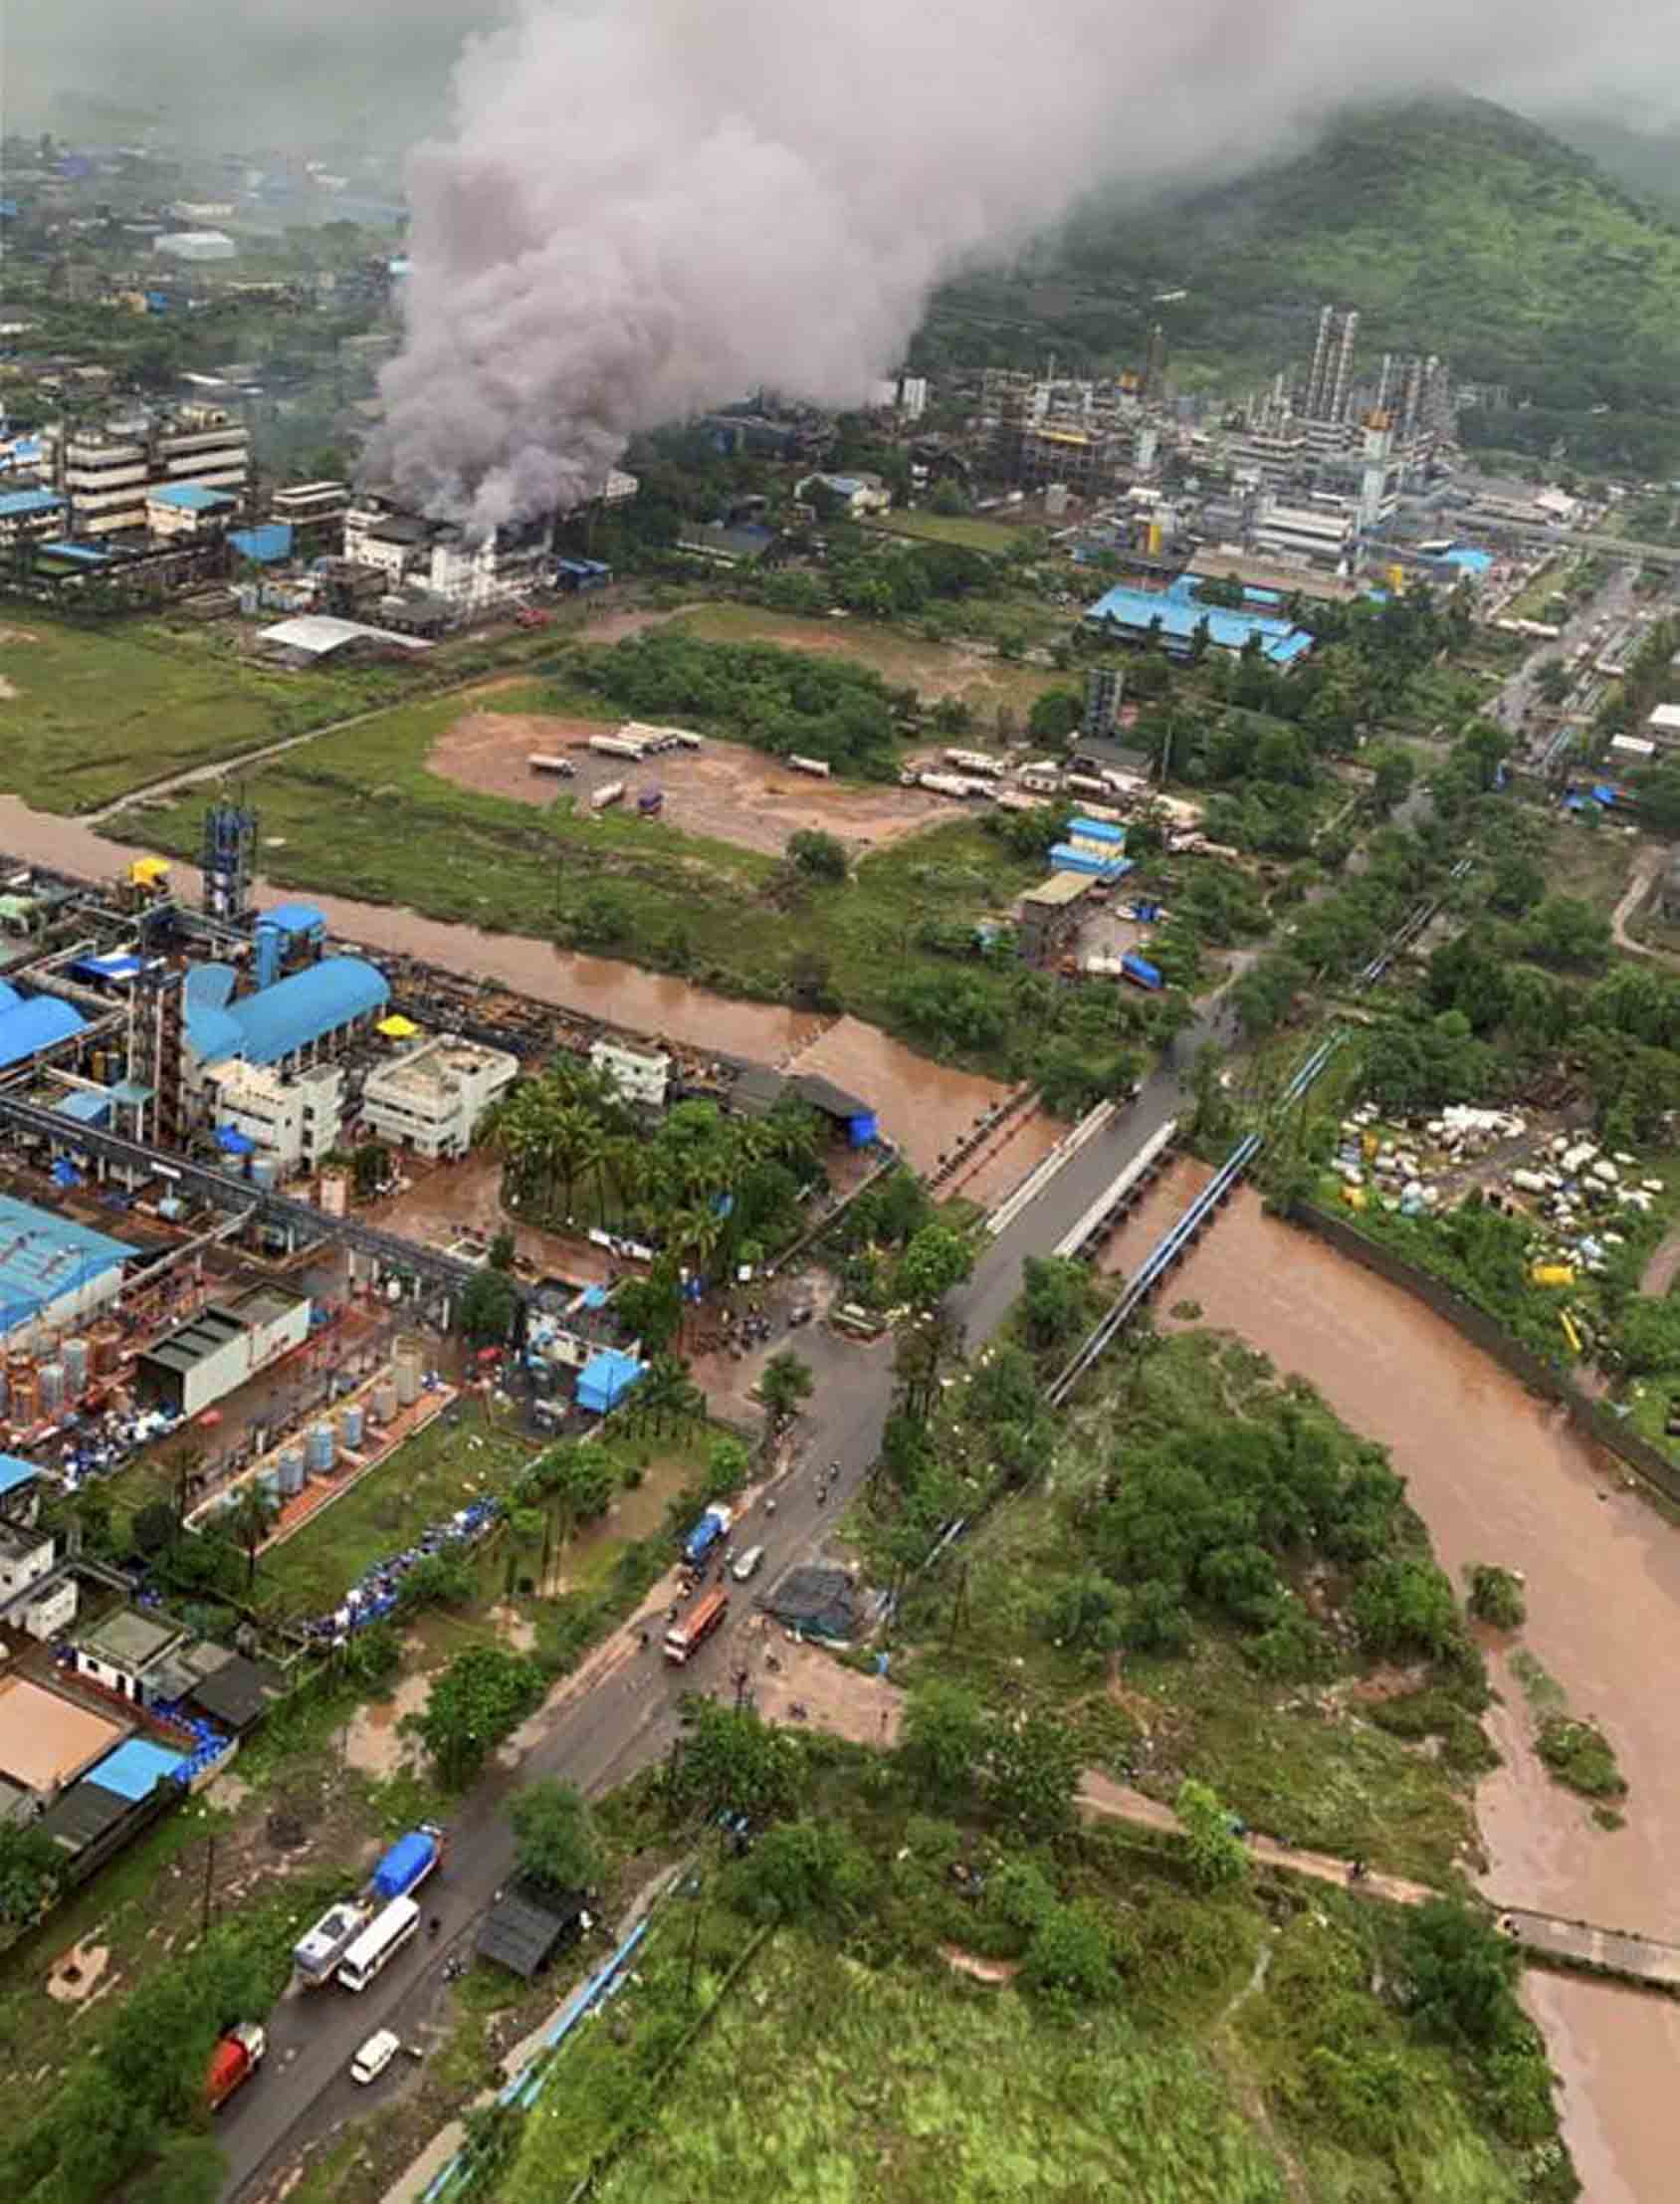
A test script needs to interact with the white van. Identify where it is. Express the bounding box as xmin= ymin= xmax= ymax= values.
xmin=350 ymin=2028 xmax=401 ymax=2085
xmin=732 ymin=1544 xmax=765 ymax=1583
